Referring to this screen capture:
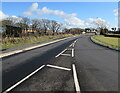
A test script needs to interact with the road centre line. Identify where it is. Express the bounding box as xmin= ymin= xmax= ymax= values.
xmin=55 ymin=49 xmax=67 ymax=58
xmin=47 ymin=64 xmax=71 ymax=71
xmin=3 ymin=65 xmax=45 ymax=93
xmin=72 ymin=64 xmax=81 ymax=93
